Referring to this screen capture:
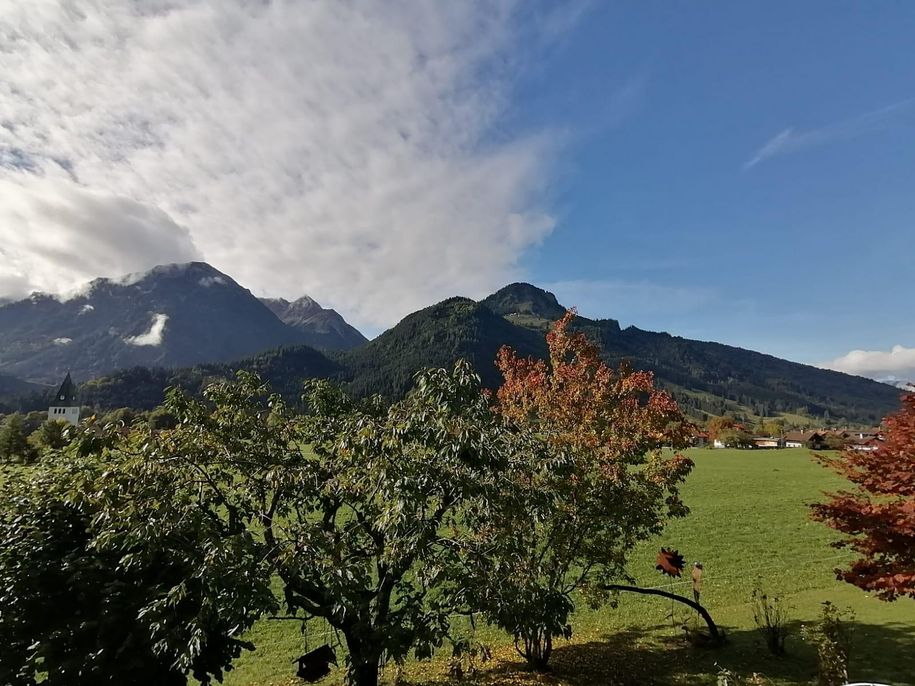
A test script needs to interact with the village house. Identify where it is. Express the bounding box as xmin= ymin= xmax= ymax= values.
xmin=832 ymin=427 xmax=883 ymax=441
xmin=752 ymin=436 xmax=784 ymax=449
xmin=847 ymin=436 xmax=882 ymax=452
xmin=783 ymin=430 xmax=826 ymax=450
